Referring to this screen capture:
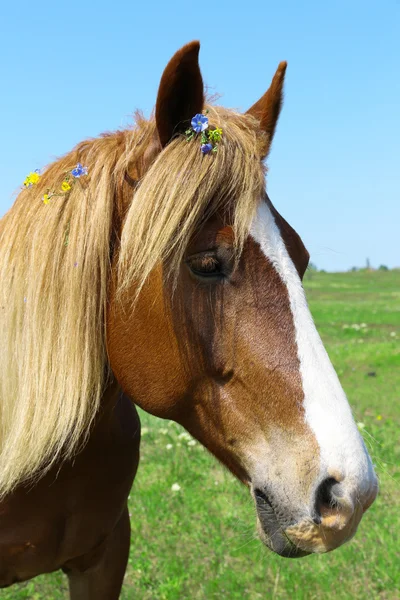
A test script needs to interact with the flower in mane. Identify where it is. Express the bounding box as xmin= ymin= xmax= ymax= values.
xmin=191 ymin=113 xmax=208 ymax=133
xmin=200 ymin=142 xmax=213 ymax=154
xmin=35 ymin=163 xmax=89 ymax=204
xmin=23 ymin=169 xmax=41 ymax=188
xmin=71 ymin=163 xmax=88 ymax=178
xmin=185 ymin=113 xmax=223 ymax=154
